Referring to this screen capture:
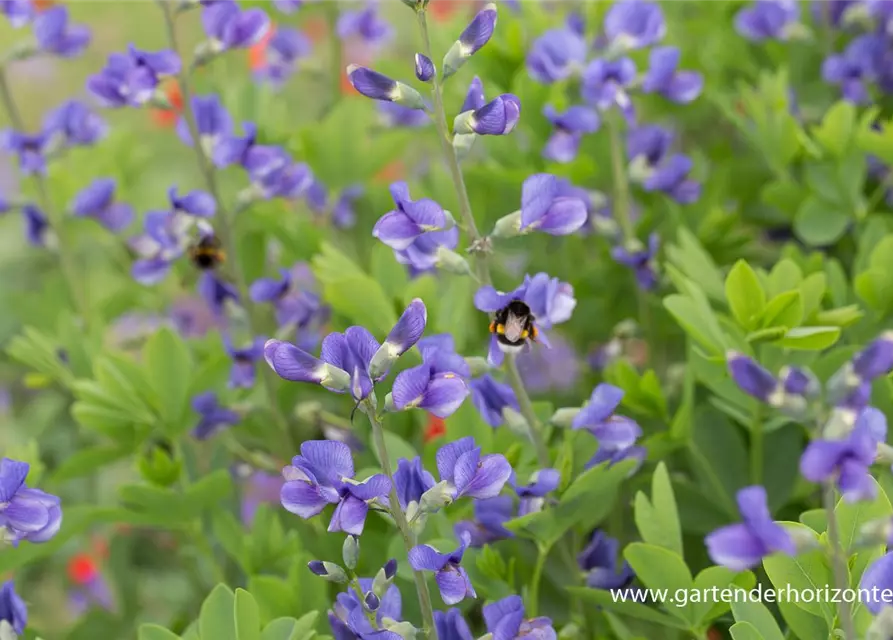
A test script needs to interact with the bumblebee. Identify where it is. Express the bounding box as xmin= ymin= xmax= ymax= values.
xmin=489 ymin=300 xmax=538 ymax=352
xmin=188 ymin=234 xmax=225 ymax=270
